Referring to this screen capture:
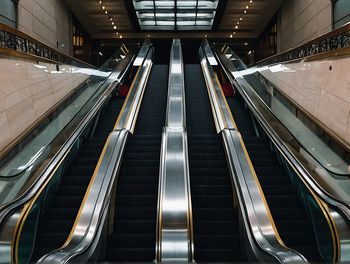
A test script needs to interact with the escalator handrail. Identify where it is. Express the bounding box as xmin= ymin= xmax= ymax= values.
xmin=0 ymin=50 xmax=137 ymax=263
xmin=214 ymin=46 xmax=350 ymax=262
xmin=37 ymin=41 xmax=154 ymax=263
xmin=0 ymin=49 xmax=135 ymax=224
xmin=156 ymin=39 xmax=193 ymax=262
xmin=199 ymin=40 xmax=307 ymax=263
xmin=216 ymin=42 xmax=350 ymax=224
